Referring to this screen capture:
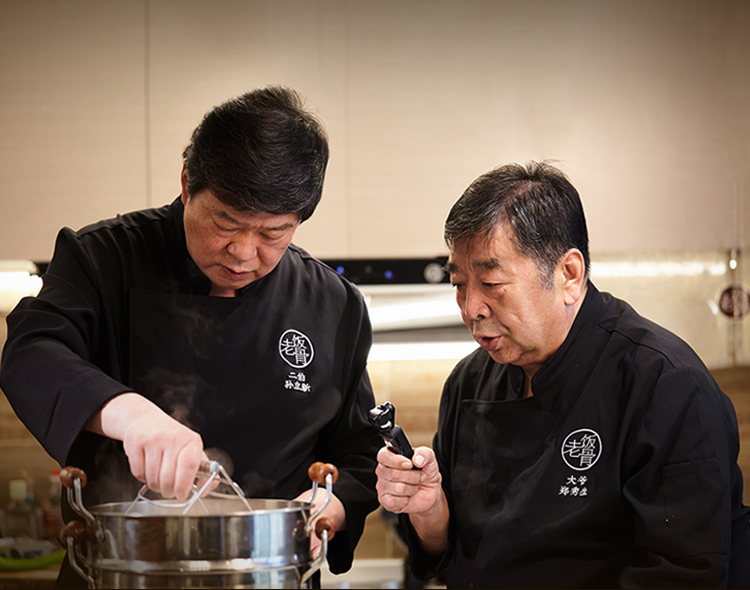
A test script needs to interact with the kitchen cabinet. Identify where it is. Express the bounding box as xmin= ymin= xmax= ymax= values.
xmin=0 ymin=0 xmax=748 ymax=262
